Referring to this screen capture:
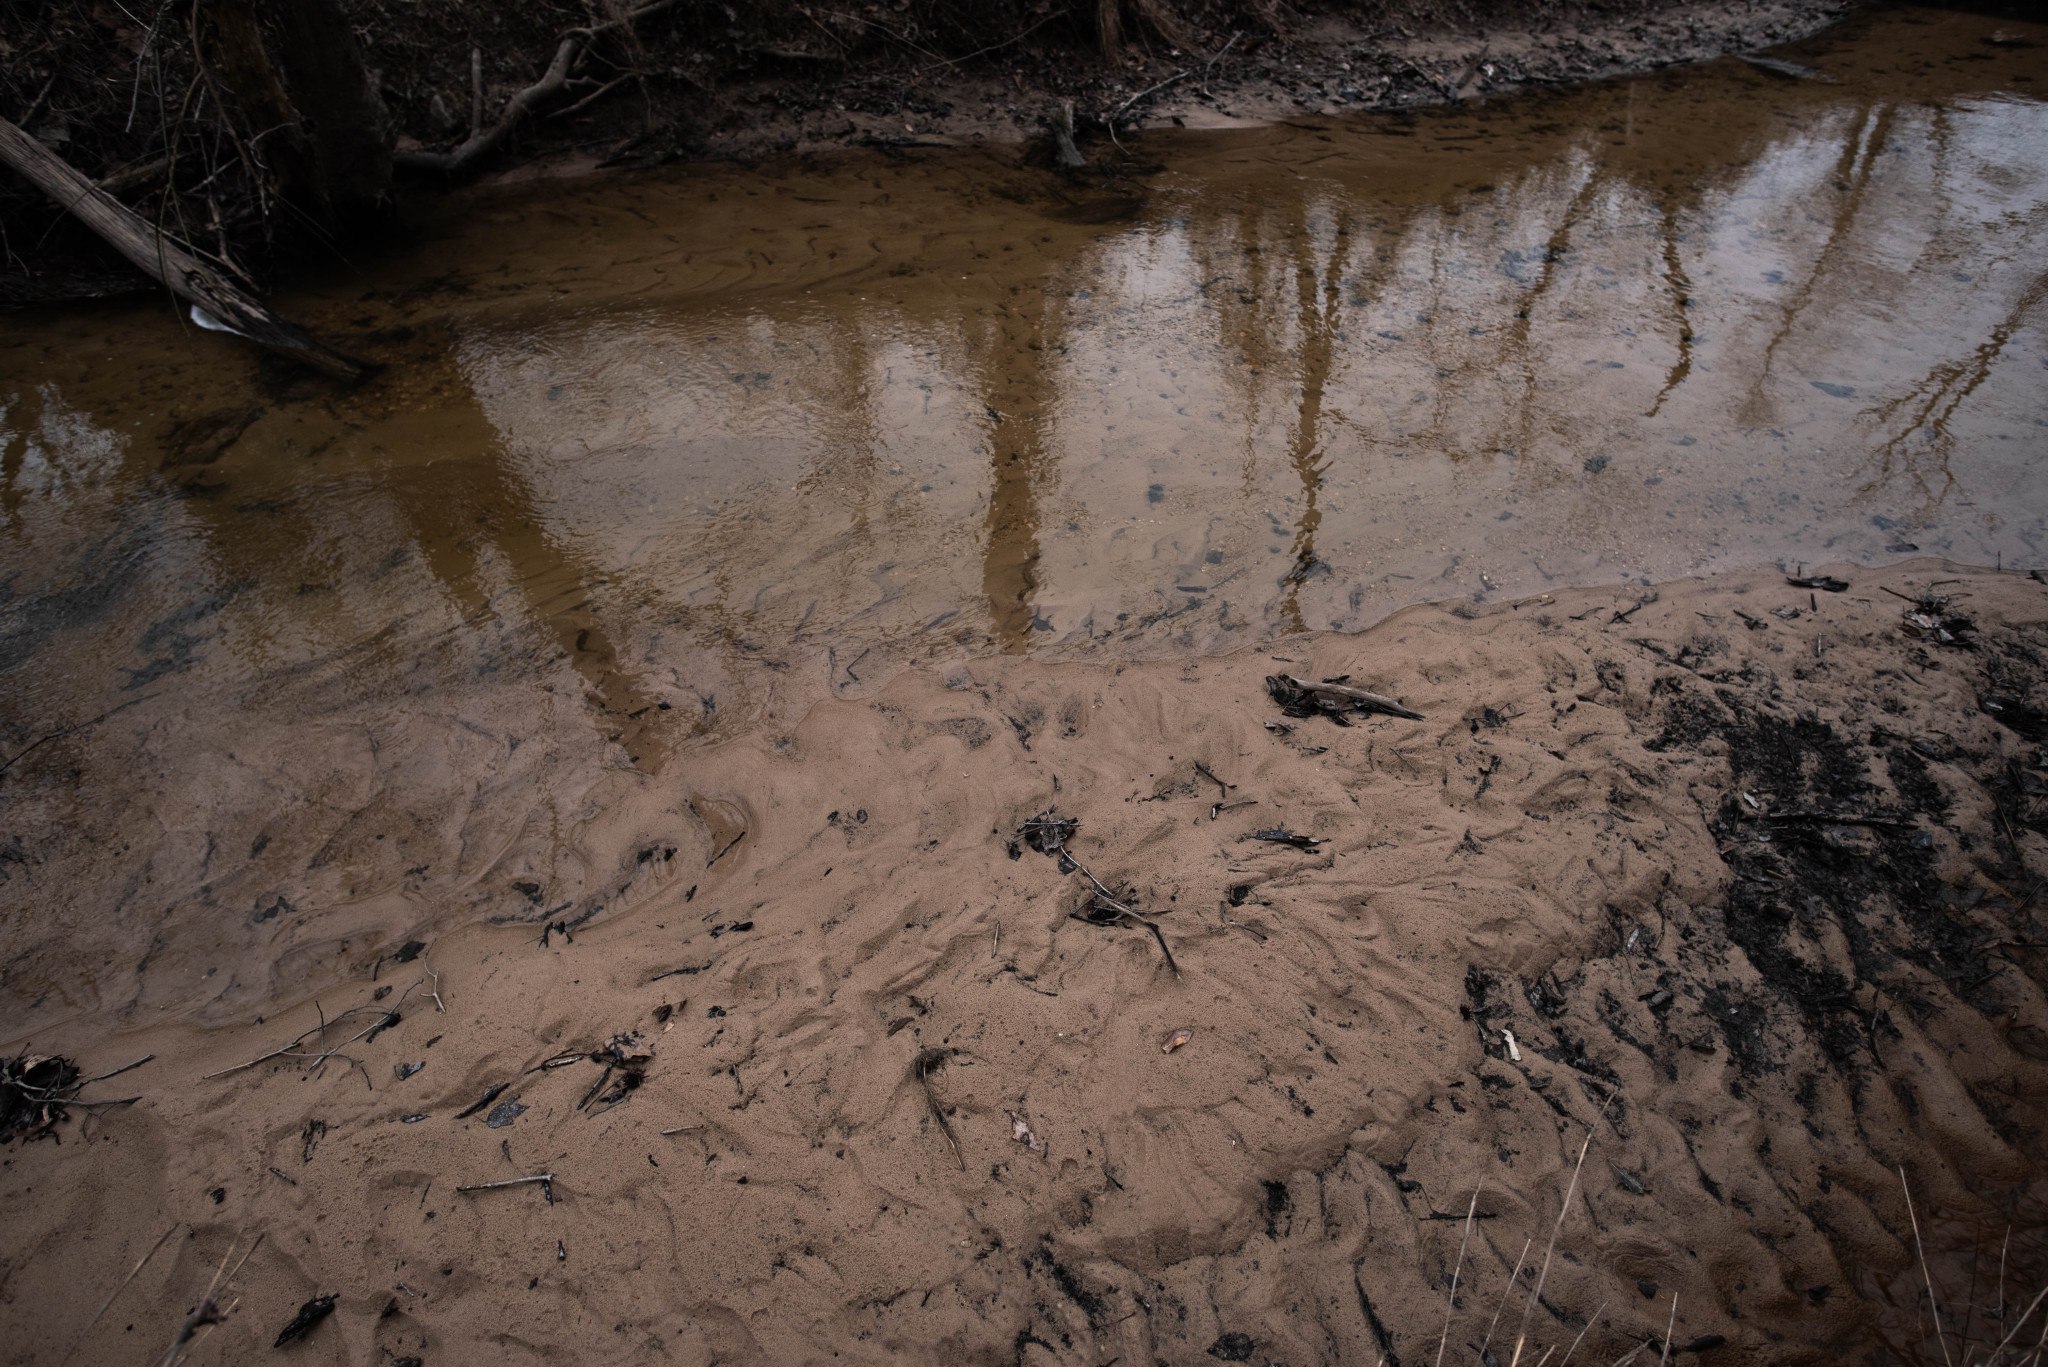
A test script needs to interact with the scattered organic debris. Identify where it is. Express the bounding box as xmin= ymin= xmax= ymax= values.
xmin=1786 ymin=574 xmax=1848 ymax=592
xmin=1161 ymin=1028 xmax=1194 ymax=1054
xmin=1266 ymin=673 xmax=1423 ymax=724
xmin=1013 ymin=811 xmax=1180 ymax=974
xmin=271 ymin=1293 xmax=336 ymax=1348
xmin=0 ymin=1051 xmax=146 ymax=1143
xmin=1894 ymin=590 xmax=1976 ymax=647
xmin=1013 ymin=810 xmax=1079 ymax=858
xmin=579 ymin=1034 xmax=654 ymax=1111
xmin=1070 ymin=886 xmax=1180 ymax=975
